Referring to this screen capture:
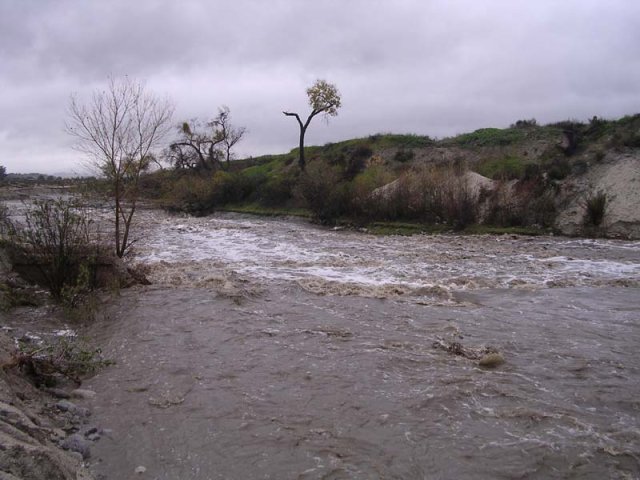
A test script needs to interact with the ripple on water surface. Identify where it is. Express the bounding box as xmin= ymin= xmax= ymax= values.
xmin=130 ymin=211 xmax=640 ymax=296
xmin=78 ymin=212 xmax=640 ymax=479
